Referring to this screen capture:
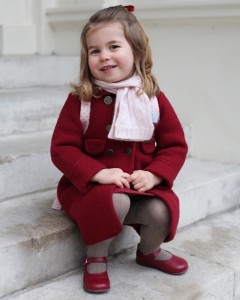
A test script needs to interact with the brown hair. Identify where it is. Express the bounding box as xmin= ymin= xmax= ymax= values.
xmin=71 ymin=5 xmax=160 ymax=101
